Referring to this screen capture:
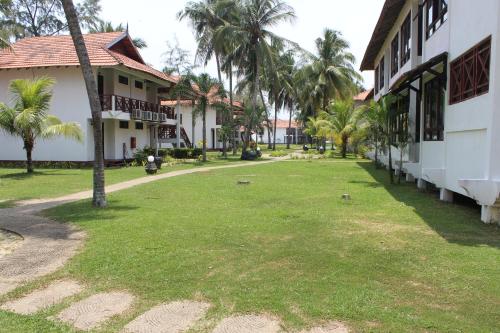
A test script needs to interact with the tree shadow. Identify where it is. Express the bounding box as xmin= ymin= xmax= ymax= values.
xmin=0 ymin=170 xmax=83 ymax=180
xmin=357 ymin=162 xmax=500 ymax=249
